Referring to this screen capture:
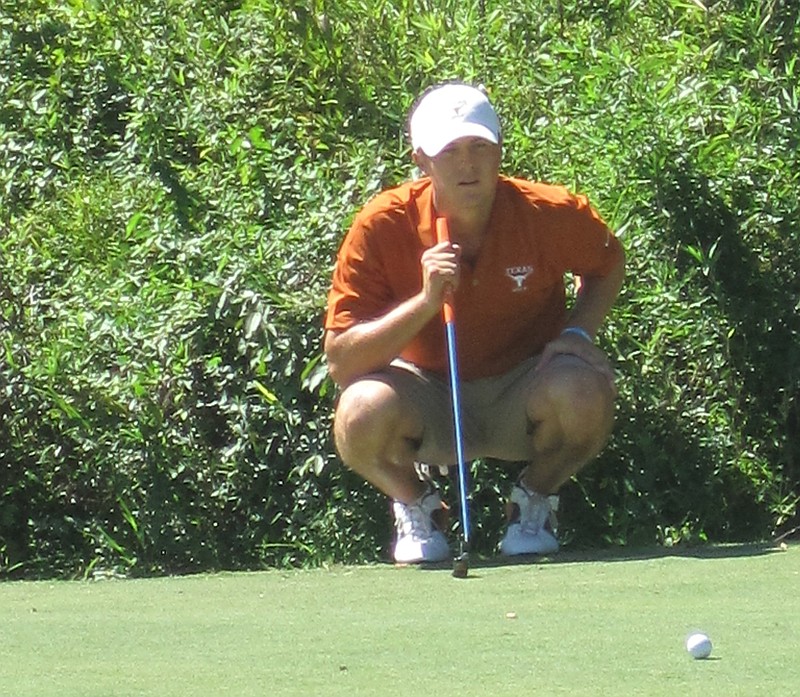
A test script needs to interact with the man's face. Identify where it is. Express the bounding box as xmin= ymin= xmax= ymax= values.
xmin=415 ymin=136 xmax=501 ymax=215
